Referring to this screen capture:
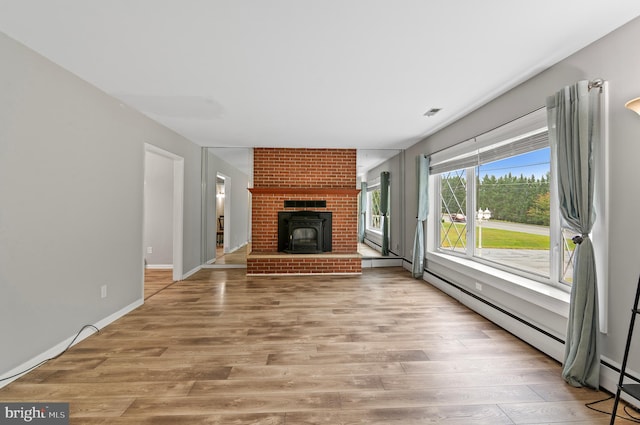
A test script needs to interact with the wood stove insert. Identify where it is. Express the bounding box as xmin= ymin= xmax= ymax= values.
xmin=278 ymin=211 xmax=332 ymax=254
